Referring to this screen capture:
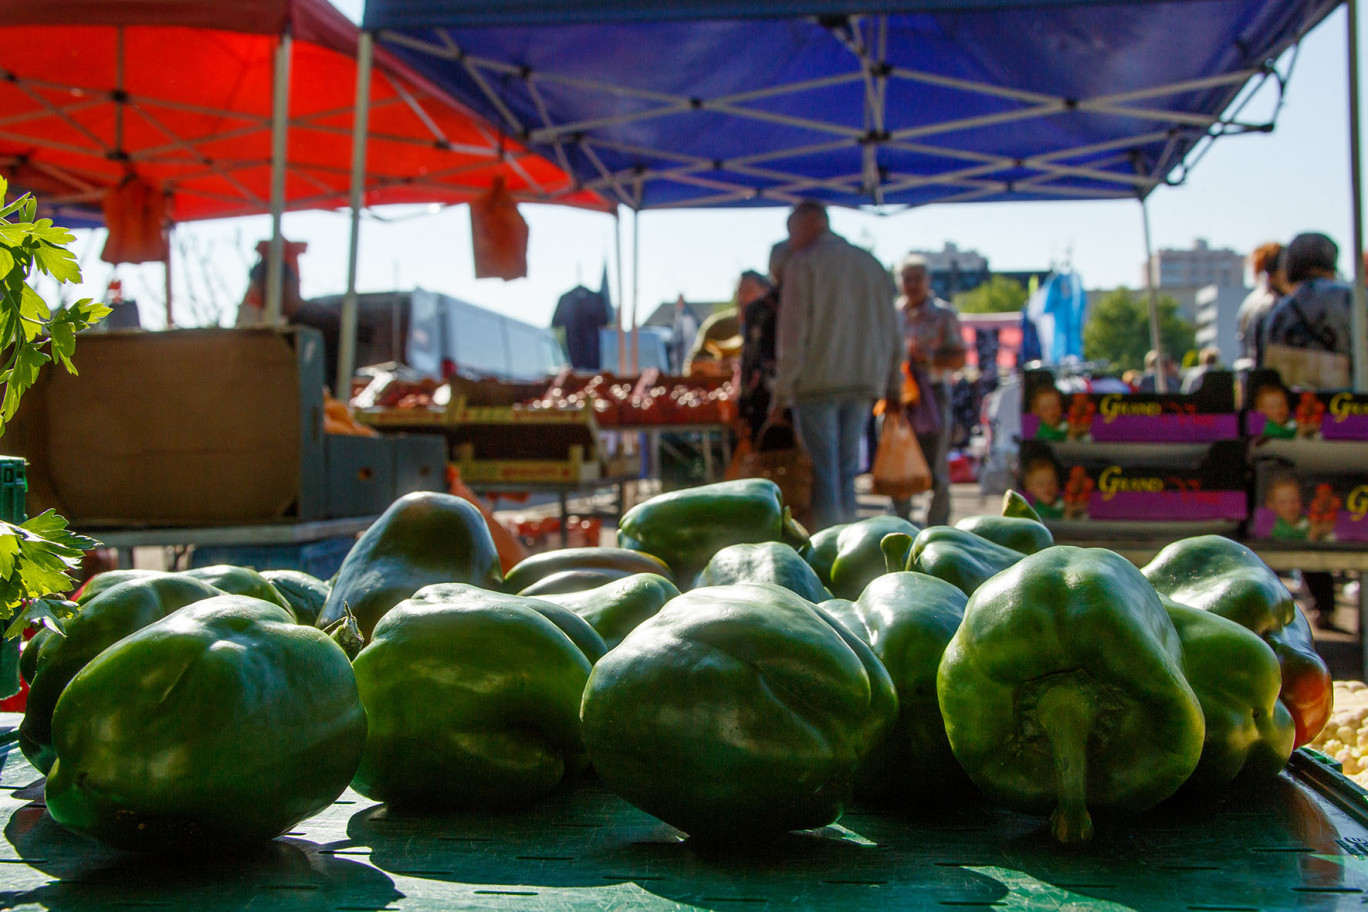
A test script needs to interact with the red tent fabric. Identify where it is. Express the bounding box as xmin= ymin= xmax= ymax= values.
xmin=0 ymin=0 xmax=609 ymax=225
